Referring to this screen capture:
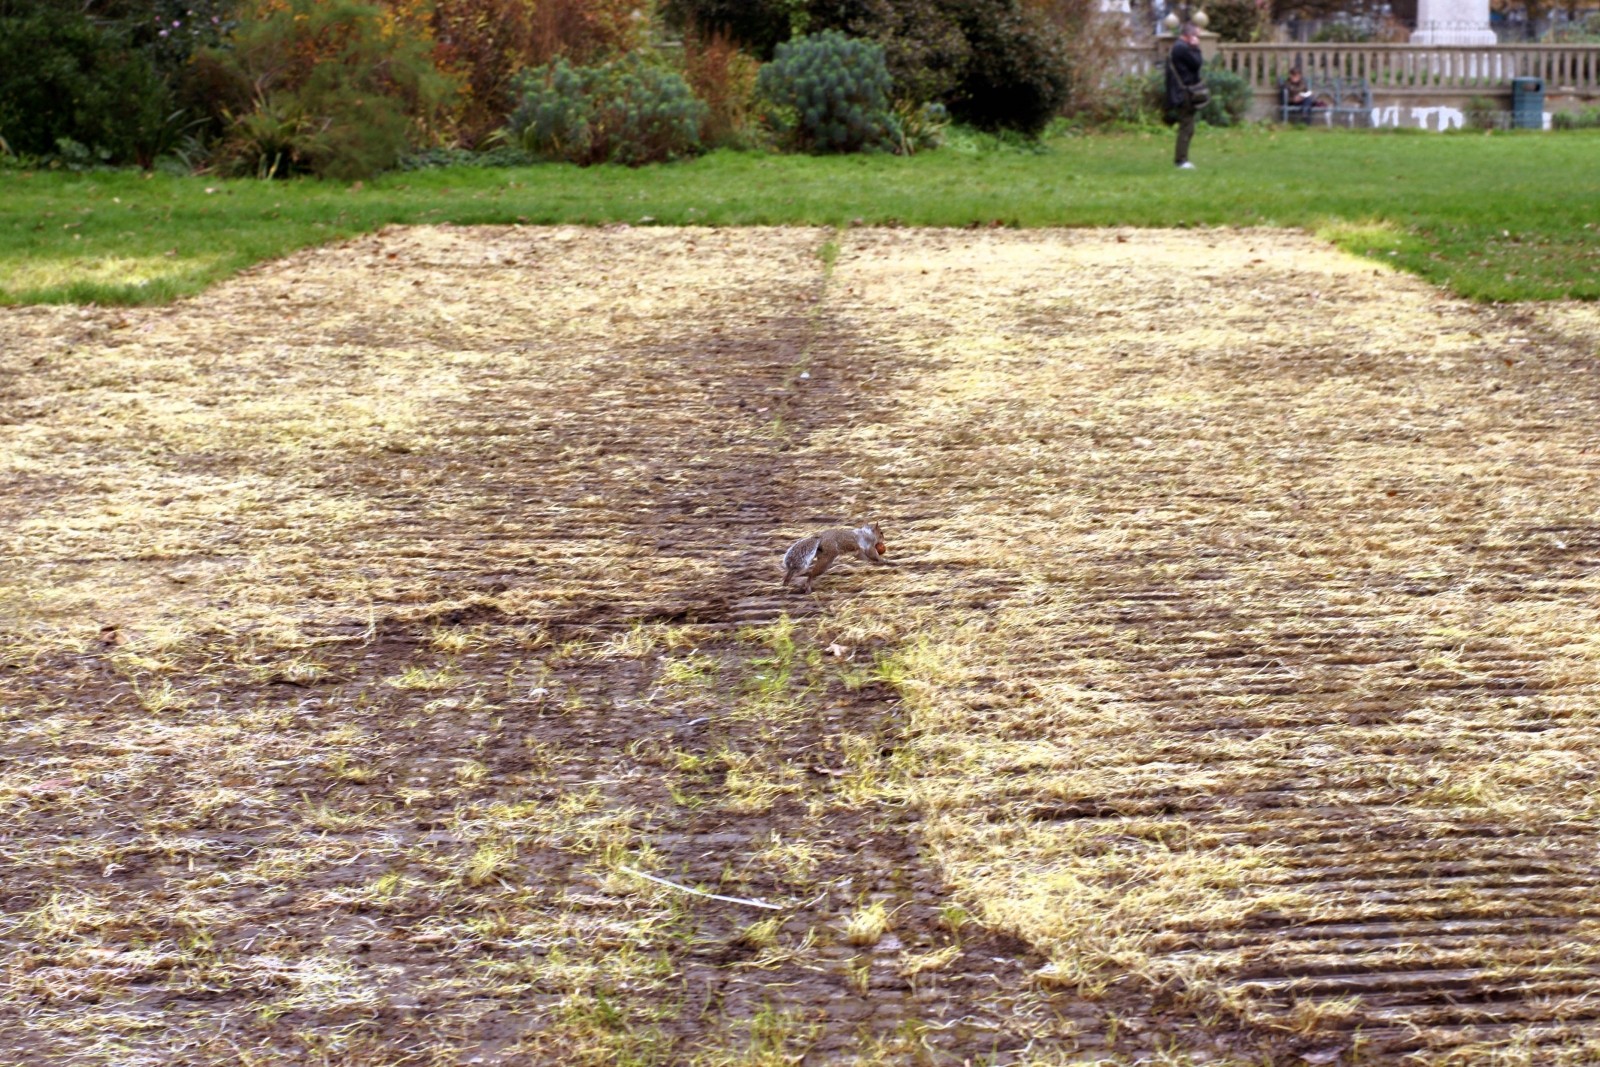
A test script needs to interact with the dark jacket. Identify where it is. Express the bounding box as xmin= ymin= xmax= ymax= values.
xmin=1166 ymin=39 xmax=1203 ymax=110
